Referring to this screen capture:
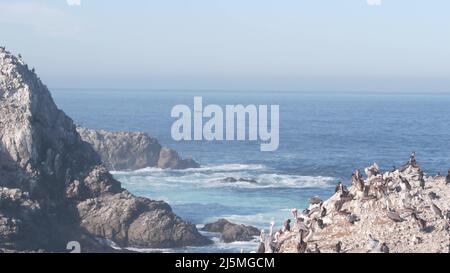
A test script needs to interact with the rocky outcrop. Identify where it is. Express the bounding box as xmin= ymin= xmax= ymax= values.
xmin=157 ymin=147 xmax=200 ymax=170
xmin=76 ymin=127 xmax=200 ymax=171
xmin=202 ymin=219 xmax=260 ymax=243
xmin=0 ymin=48 xmax=210 ymax=252
xmin=276 ymin=157 xmax=450 ymax=253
